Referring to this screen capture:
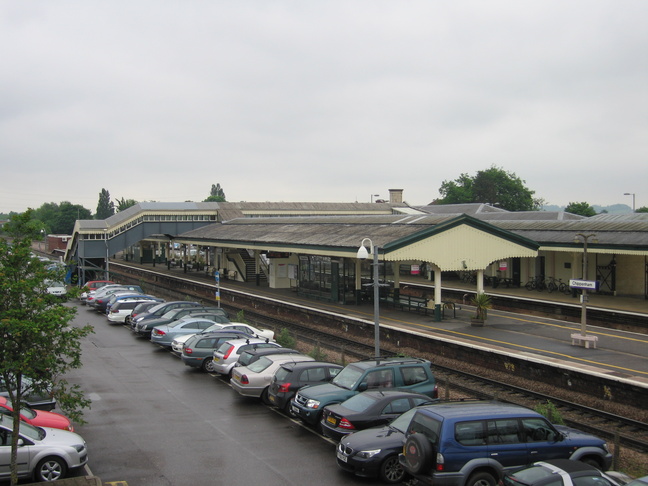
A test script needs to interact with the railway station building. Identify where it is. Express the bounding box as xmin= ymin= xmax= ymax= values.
xmin=65 ymin=190 xmax=648 ymax=306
